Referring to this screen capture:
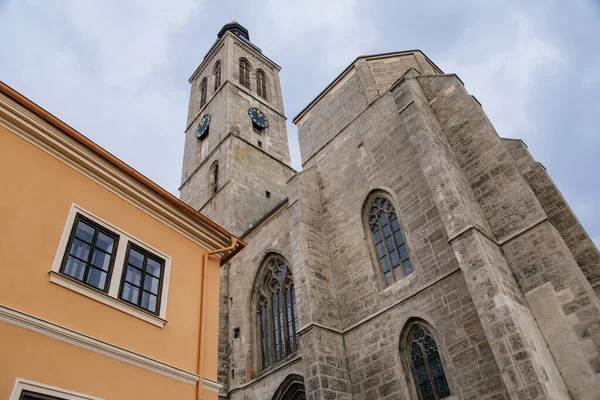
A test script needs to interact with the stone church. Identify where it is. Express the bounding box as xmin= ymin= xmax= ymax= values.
xmin=179 ymin=22 xmax=600 ymax=400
